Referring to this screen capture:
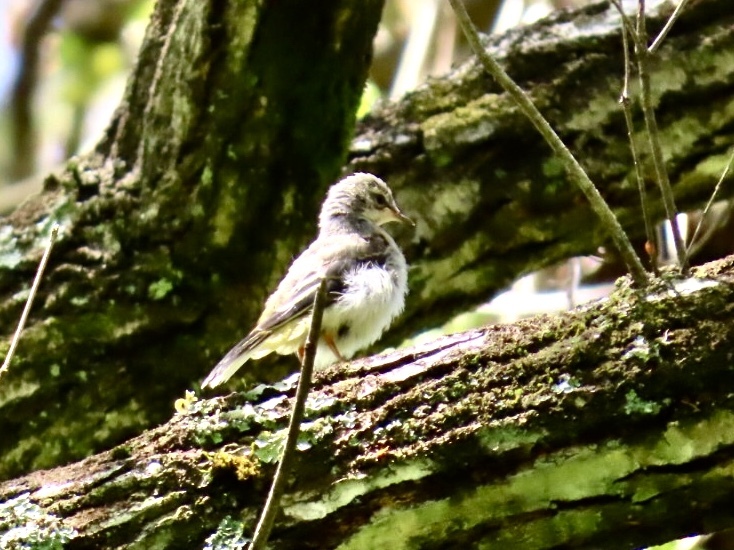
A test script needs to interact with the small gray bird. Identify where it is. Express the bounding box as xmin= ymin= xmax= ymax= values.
xmin=201 ymin=173 xmax=412 ymax=389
